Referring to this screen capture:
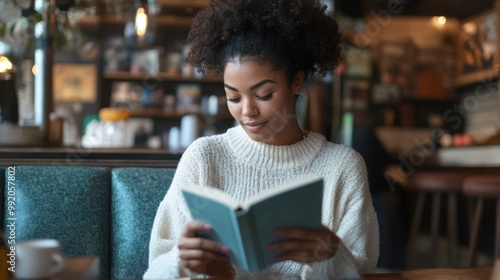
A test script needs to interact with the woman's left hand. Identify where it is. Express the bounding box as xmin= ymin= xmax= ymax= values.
xmin=267 ymin=226 xmax=340 ymax=263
